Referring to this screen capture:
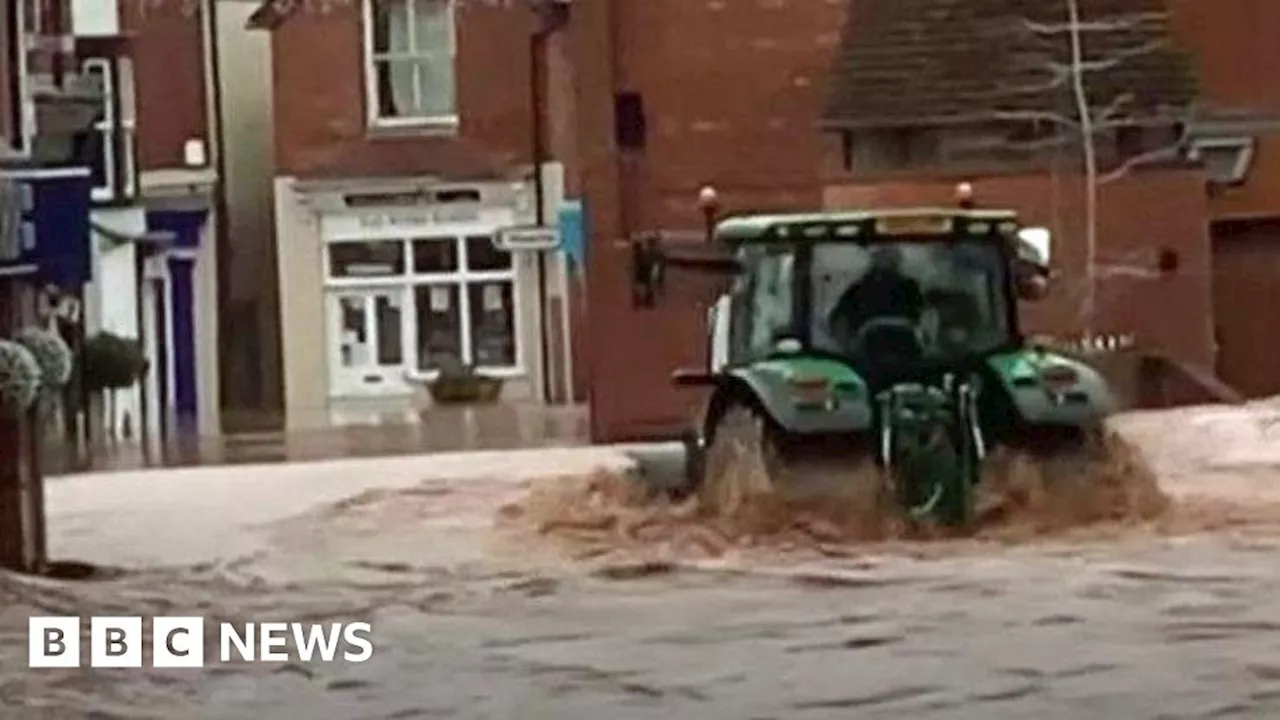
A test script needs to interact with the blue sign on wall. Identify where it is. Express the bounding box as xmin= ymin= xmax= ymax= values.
xmin=557 ymin=198 xmax=586 ymax=273
xmin=0 ymin=166 xmax=93 ymax=288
